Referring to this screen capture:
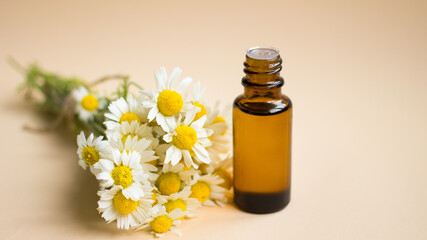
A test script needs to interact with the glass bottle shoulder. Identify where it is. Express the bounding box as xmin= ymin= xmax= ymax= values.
xmin=233 ymin=93 xmax=292 ymax=116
